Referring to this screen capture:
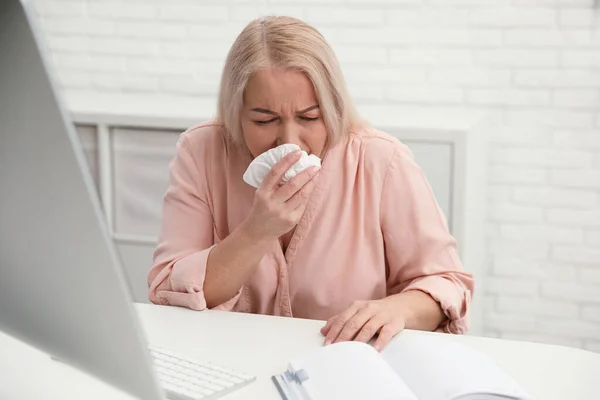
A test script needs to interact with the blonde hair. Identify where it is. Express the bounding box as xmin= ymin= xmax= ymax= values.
xmin=216 ymin=16 xmax=361 ymax=149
